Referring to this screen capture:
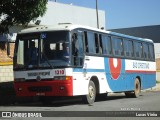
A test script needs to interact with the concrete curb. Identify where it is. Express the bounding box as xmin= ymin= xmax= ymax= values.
xmin=108 ymin=83 xmax=160 ymax=96
xmin=142 ymin=83 xmax=160 ymax=92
